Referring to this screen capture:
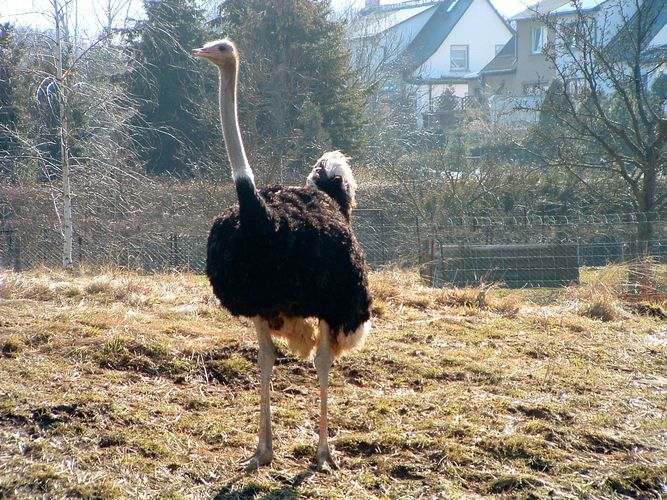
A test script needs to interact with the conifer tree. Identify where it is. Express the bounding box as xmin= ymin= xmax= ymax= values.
xmin=215 ymin=0 xmax=367 ymax=181
xmin=126 ymin=0 xmax=211 ymax=176
xmin=0 ymin=23 xmax=24 ymax=181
